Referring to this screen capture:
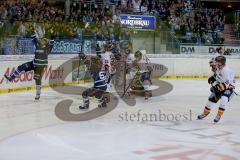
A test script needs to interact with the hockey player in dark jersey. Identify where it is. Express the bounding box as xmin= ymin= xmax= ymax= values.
xmin=4 ymin=37 xmax=54 ymax=100
xmin=79 ymin=56 xmax=111 ymax=109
